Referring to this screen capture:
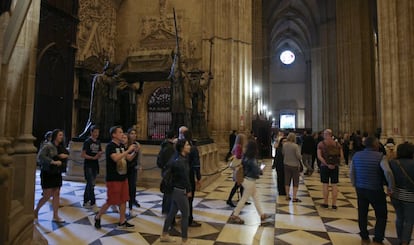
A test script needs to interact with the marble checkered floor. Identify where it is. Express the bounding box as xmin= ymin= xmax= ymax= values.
xmin=34 ymin=160 xmax=402 ymax=245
